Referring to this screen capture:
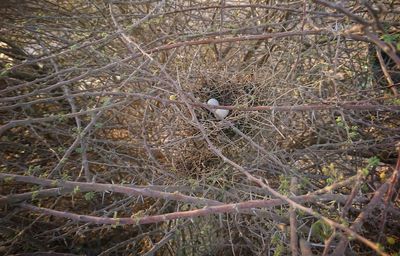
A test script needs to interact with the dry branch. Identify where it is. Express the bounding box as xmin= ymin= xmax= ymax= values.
xmin=0 ymin=173 xmax=222 ymax=207
xmin=331 ymin=182 xmax=389 ymax=256
xmin=289 ymin=177 xmax=300 ymax=256
xmin=18 ymin=192 xmax=358 ymax=226
xmin=1 ymin=93 xmax=399 ymax=137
